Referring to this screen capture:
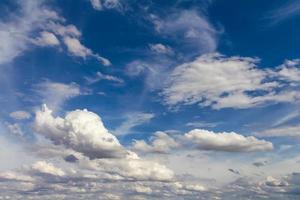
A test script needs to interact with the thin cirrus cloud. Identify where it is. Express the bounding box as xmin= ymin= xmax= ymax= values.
xmin=32 ymin=80 xmax=82 ymax=112
xmin=266 ymin=1 xmax=300 ymax=25
xmin=162 ymin=53 xmax=300 ymax=109
xmin=85 ymin=71 xmax=124 ymax=85
xmin=257 ymin=124 xmax=300 ymax=138
xmin=150 ymin=10 xmax=218 ymax=54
